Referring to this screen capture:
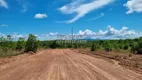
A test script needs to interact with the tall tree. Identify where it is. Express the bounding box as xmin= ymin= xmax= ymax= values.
xmin=25 ymin=34 xmax=38 ymax=53
xmin=16 ymin=37 xmax=25 ymax=51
